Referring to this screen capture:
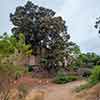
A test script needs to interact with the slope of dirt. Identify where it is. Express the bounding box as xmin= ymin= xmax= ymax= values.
xmin=25 ymin=80 xmax=86 ymax=100
xmin=10 ymin=76 xmax=87 ymax=100
xmin=76 ymin=83 xmax=100 ymax=100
